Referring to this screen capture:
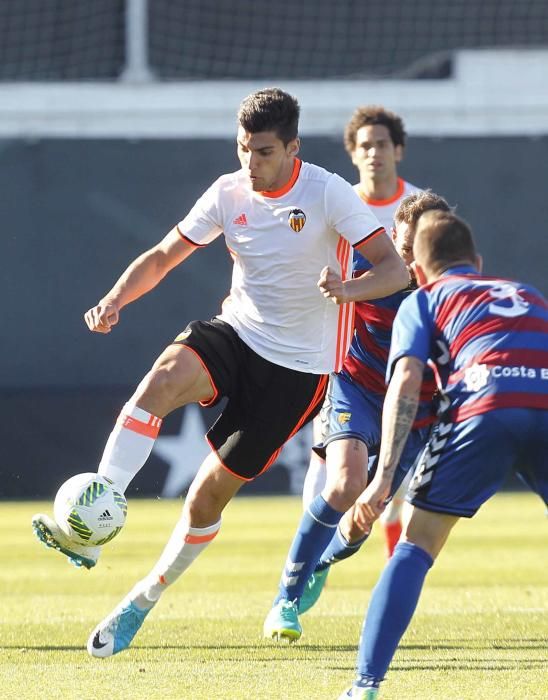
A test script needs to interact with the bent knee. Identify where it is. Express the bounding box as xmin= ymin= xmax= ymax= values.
xmin=137 ymin=348 xmax=214 ymax=412
xmin=325 ymin=473 xmax=366 ymax=511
